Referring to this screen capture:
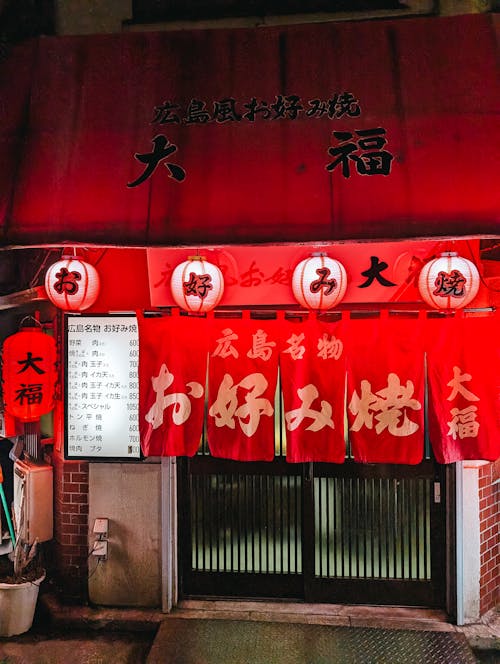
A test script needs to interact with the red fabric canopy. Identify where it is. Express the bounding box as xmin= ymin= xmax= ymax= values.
xmin=0 ymin=14 xmax=498 ymax=248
